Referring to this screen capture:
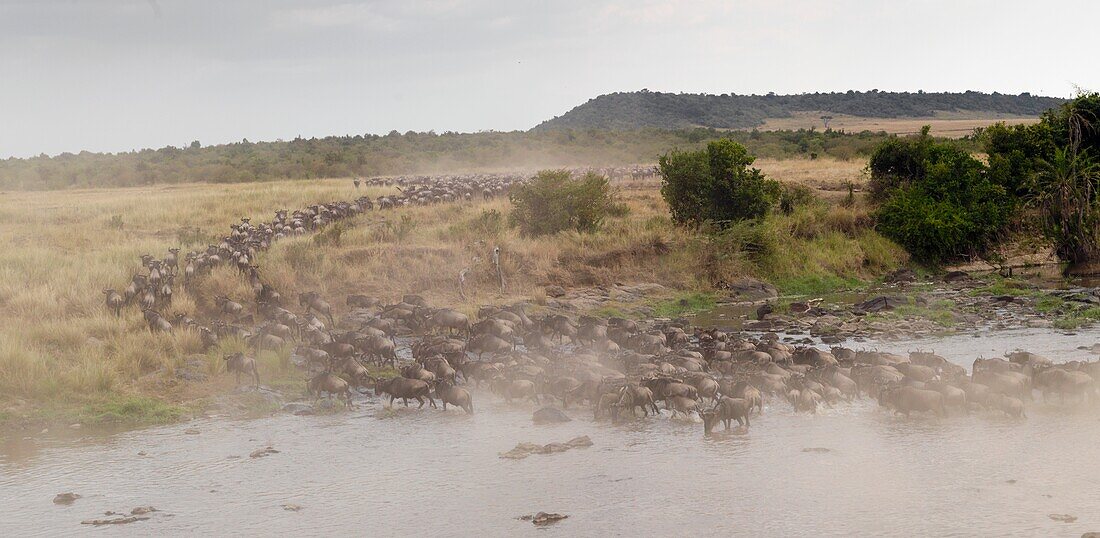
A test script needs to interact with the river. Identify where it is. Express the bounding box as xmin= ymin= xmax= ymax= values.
xmin=3 ymin=328 xmax=1100 ymax=536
